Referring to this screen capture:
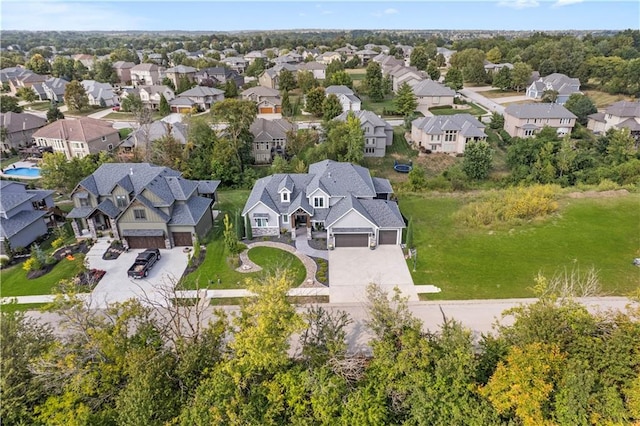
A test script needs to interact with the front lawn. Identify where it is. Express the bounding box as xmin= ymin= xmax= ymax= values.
xmin=430 ymin=103 xmax=487 ymax=117
xmin=361 ymin=96 xmax=401 ymax=117
xmin=1 ymin=257 xmax=83 ymax=297
xmin=247 ymin=246 xmax=306 ymax=285
xmin=401 ymin=192 xmax=640 ymax=300
xmin=24 ymin=102 xmax=53 ymax=111
xmin=0 ymin=302 xmax=47 ymax=313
